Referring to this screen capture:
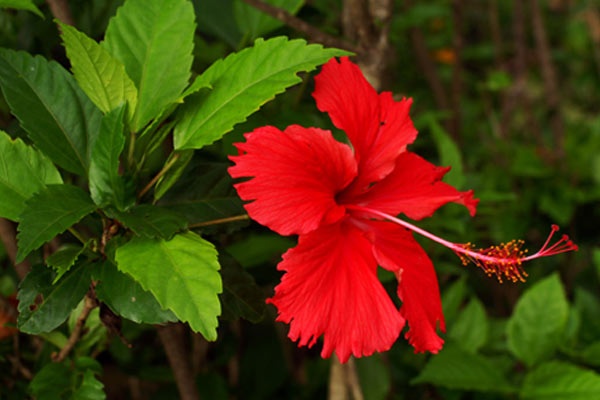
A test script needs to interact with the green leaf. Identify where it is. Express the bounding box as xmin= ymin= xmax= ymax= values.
xmin=17 ymin=264 xmax=92 ymax=334
xmin=234 ymin=0 xmax=304 ymax=40
xmin=411 ymin=343 xmax=515 ymax=393
xmin=507 ymin=273 xmax=569 ymax=367
xmin=46 ymin=244 xmax=84 ymax=284
xmin=115 ymin=232 xmax=222 ymax=340
xmin=441 ymin=276 xmax=469 ymax=322
xmin=0 ymin=0 xmax=43 ymax=17
xmin=60 ymin=22 xmax=137 ymax=121
xmin=225 ymin=234 xmax=294 ymax=269
xmin=0 ymin=49 xmax=103 ymax=176
xmin=355 ymin=355 xmax=391 ymax=400
xmin=16 ymin=184 xmax=96 ymax=262
xmin=173 ymin=36 xmax=350 ymax=150
xmin=428 ymin=116 xmax=465 ymax=188
xmin=89 ymin=105 xmax=135 ymax=210
xmin=220 ymin=253 xmax=266 ymax=323
xmin=72 ymin=369 xmax=106 ymax=400
xmin=448 ymin=297 xmax=489 ymax=353
xmin=154 ymin=150 xmax=194 ymax=201
xmin=194 ymin=0 xmax=241 ymax=48
xmin=112 ymin=204 xmax=187 ymax=240
xmin=29 ymin=362 xmax=71 ymax=399
xmin=0 ymin=130 xmax=62 ymax=221
xmin=521 ymin=361 xmax=600 ymax=399
xmin=103 ymin=0 xmax=195 ymax=130
xmin=93 ymin=260 xmax=177 ymax=324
